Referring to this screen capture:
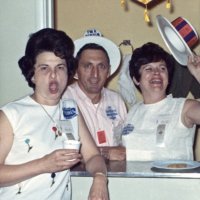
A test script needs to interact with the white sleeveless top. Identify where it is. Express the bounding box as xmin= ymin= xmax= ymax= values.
xmin=0 ymin=96 xmax=79 ymax=200
xmin=122 ymin=95 xmax=196 ymax=161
